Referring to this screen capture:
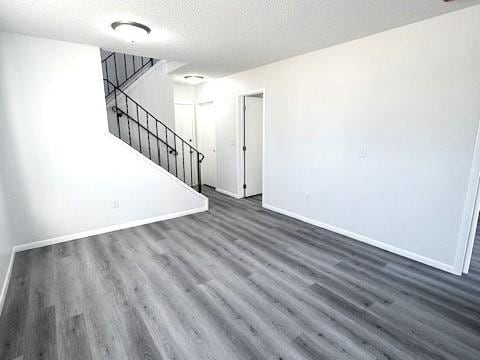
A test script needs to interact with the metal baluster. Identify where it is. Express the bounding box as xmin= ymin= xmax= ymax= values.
xmin=165 ymin=127 xmax=170 ymax=172
xmin=124 ymin=54 xmax=128 ymax=82
xmin=146 ymin=113 xmax=152 ymax=159
xmin=157 ymin=121 xmax=167 ymax=167
xmin=197 ymin=152 xmax=202 ymax=193
xmin=103 ymin=61 xmax=108 ymax=95
xmin=155 ymin=121 xmax=161 ymax=166
xmin=114 ymin=90 xmax=120 ymax=139
xmin=182 ymin=142 xmax=186 ymax=182
xmin=114 ymin=54 xmax=119 ymax=88
xmin=190 ymin=146 xmax=193 ymax=186
xmin=174 ymin=134 xmax=178 ymax=177
xmin=136 ymin=104 xmax=142 ymax=153
xmin=126 ymin=96 xmax=132 ymax=145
